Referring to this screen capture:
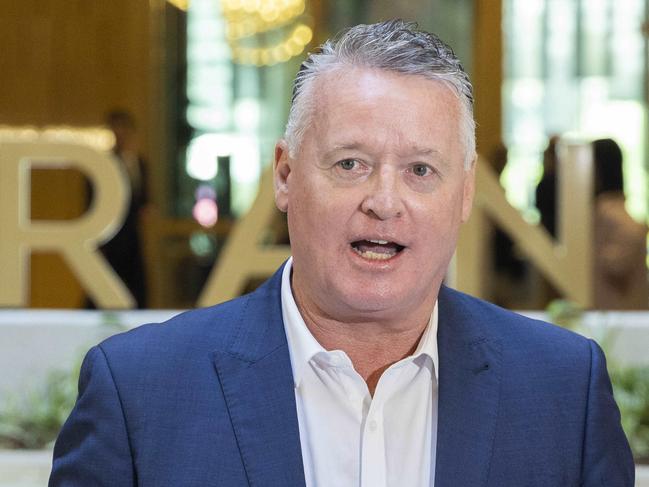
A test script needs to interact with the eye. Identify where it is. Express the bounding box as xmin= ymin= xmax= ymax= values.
xmin=338 ymin=159 xmax=358 ymax=170
xmin=411 ymin=163 xmax=433 ymax=177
